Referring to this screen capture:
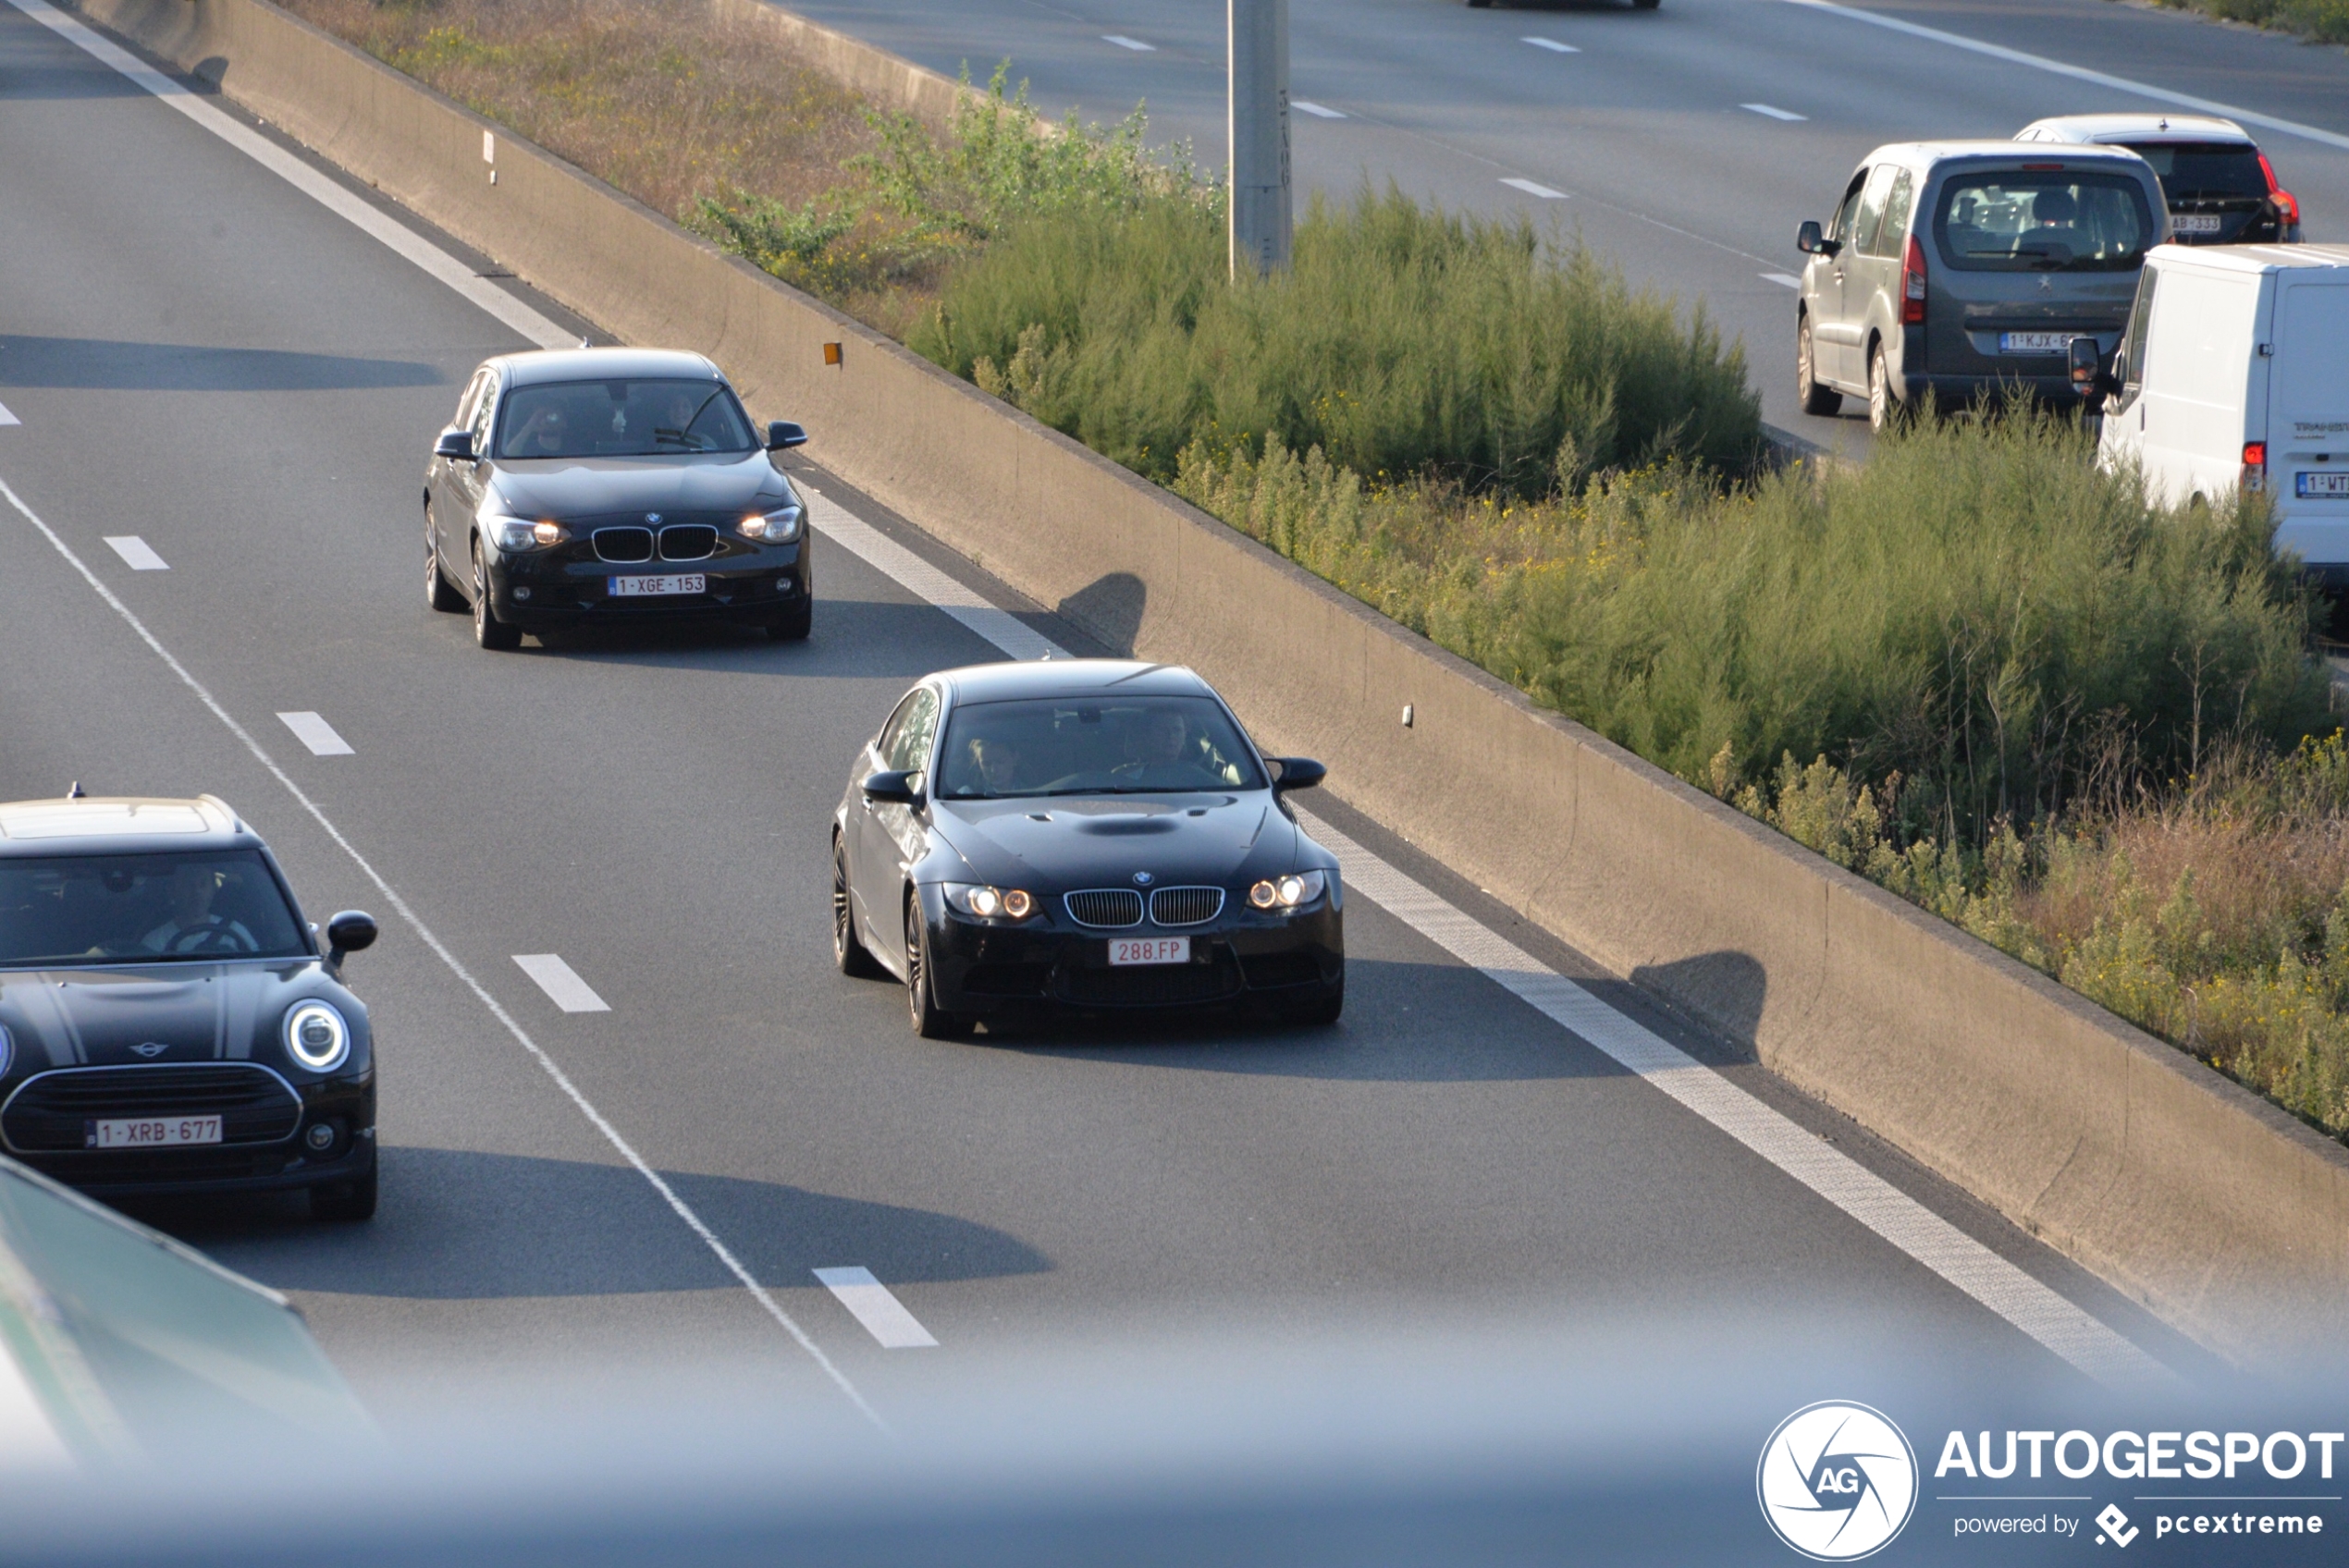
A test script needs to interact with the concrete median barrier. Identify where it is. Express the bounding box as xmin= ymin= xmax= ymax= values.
xmin=67 ymin=0 xmax=2349 ymax=1365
